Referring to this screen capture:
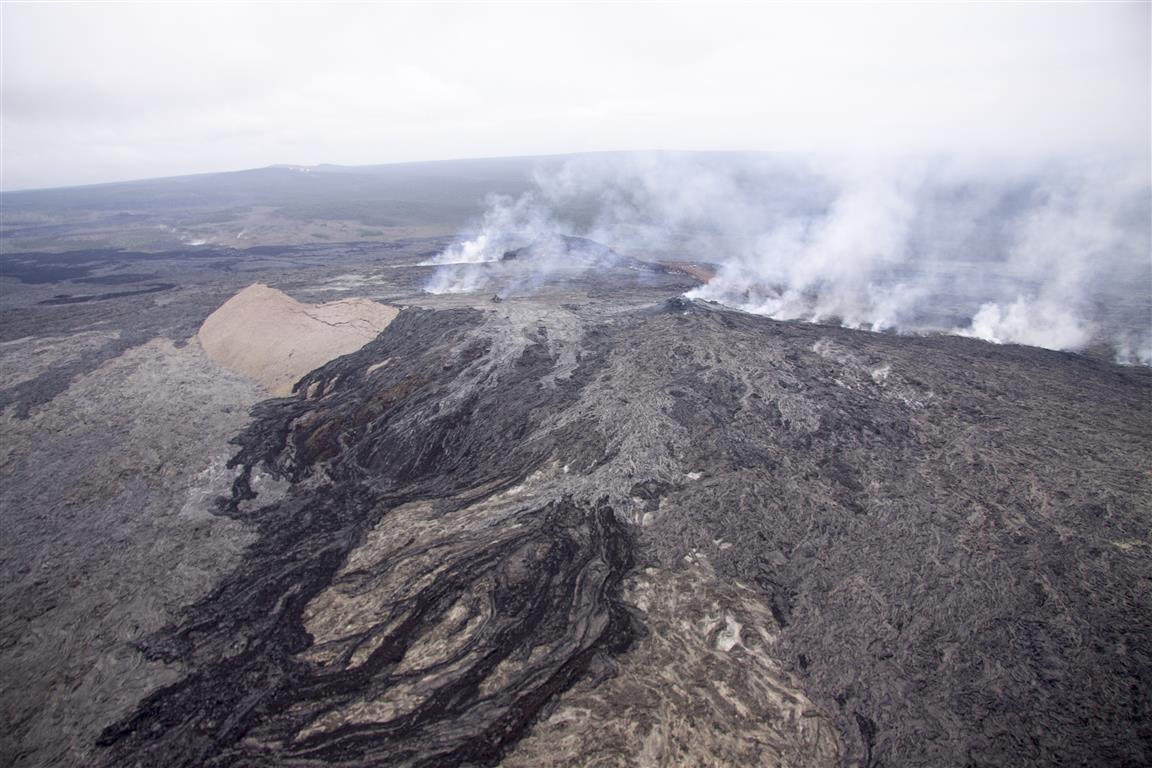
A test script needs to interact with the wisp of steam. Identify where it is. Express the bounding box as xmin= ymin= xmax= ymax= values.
xmin=424 ymin=153 xmax=1151 ymax=364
